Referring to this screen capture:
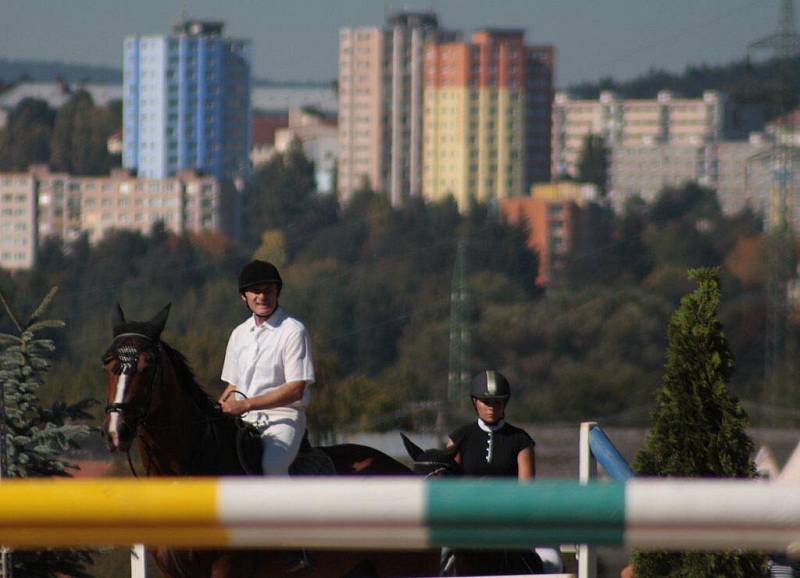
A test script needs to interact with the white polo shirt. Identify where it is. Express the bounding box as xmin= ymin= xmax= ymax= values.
xmin=221 ymin=308 xmax=315 ymax=417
